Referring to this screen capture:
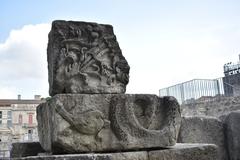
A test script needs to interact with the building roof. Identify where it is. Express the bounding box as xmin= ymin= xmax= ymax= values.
xmin=0 ymin=99 xmax=45 ymax=106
